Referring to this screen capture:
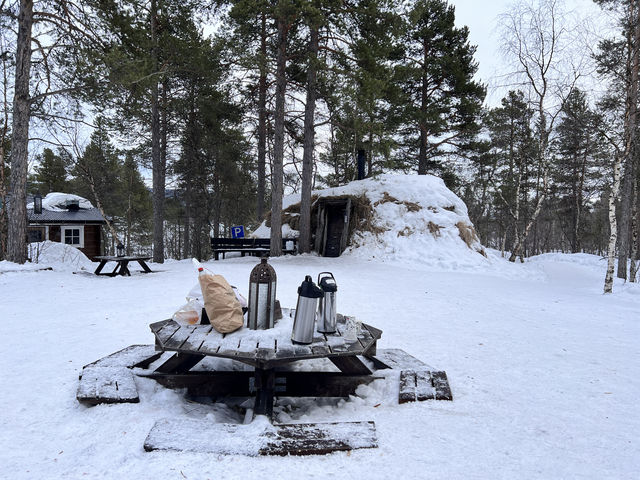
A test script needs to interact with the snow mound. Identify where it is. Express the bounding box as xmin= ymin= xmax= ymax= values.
xmin=254 ymin=173 xmax=487 ymax=268
xmin=27 ymin=241 xmax=94 ymax=271
xmin=27 ymin=192 xmax=93 ymax=211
